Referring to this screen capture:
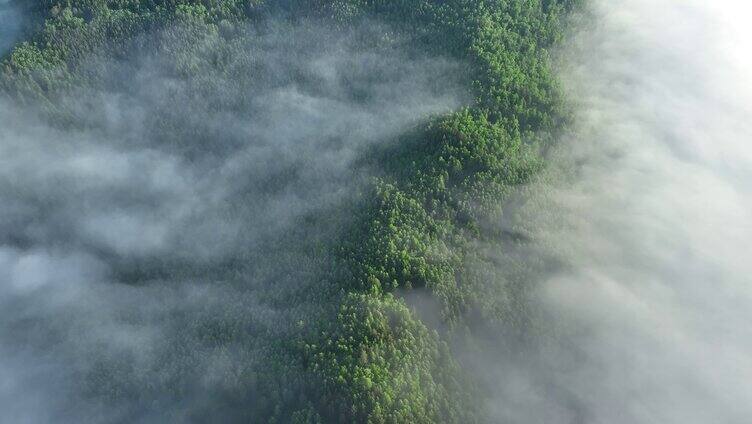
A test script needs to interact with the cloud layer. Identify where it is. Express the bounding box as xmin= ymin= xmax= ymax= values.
xmin=485 ymin=1 xmax=752 ymax=422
